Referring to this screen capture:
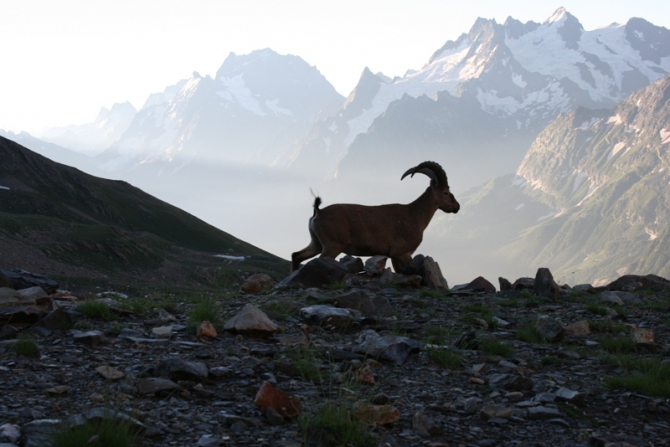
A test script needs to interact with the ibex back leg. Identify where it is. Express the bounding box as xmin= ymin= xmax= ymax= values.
xmin=291 ymin=235 xmax=322 ymax=272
